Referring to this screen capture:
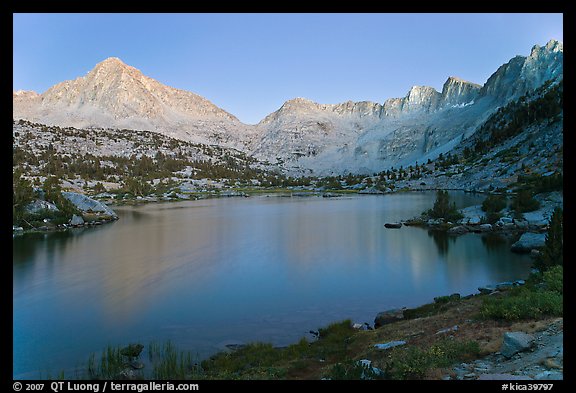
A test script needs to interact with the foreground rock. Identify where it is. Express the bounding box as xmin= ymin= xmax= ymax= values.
xmin=374 ymin=308 xmax=405 ymax=328
xmin=501 ymin=332 xmax=535 ymax=358
xmin=120 ymin=343 xmax=144 ymax=358
xmin=446 ymin=319 xmax=563 ymax=380
xmin=510 ymin=232 xmax=547 ymax=253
